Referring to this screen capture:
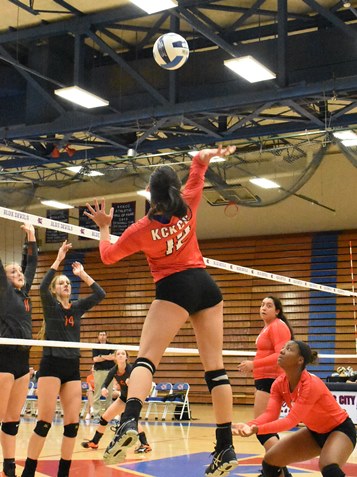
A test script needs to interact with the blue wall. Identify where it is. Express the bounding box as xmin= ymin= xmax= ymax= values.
xmin=307 ymin=232 xmax=338 ymax=378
